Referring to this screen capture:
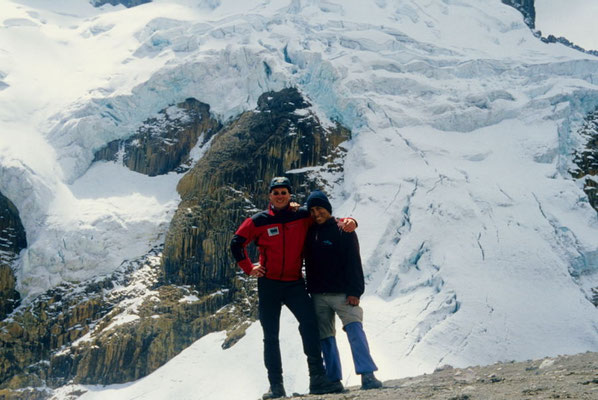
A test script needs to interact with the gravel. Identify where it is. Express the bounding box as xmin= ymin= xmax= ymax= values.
xmin=286 ymin=352 xmax=598 ymax=400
